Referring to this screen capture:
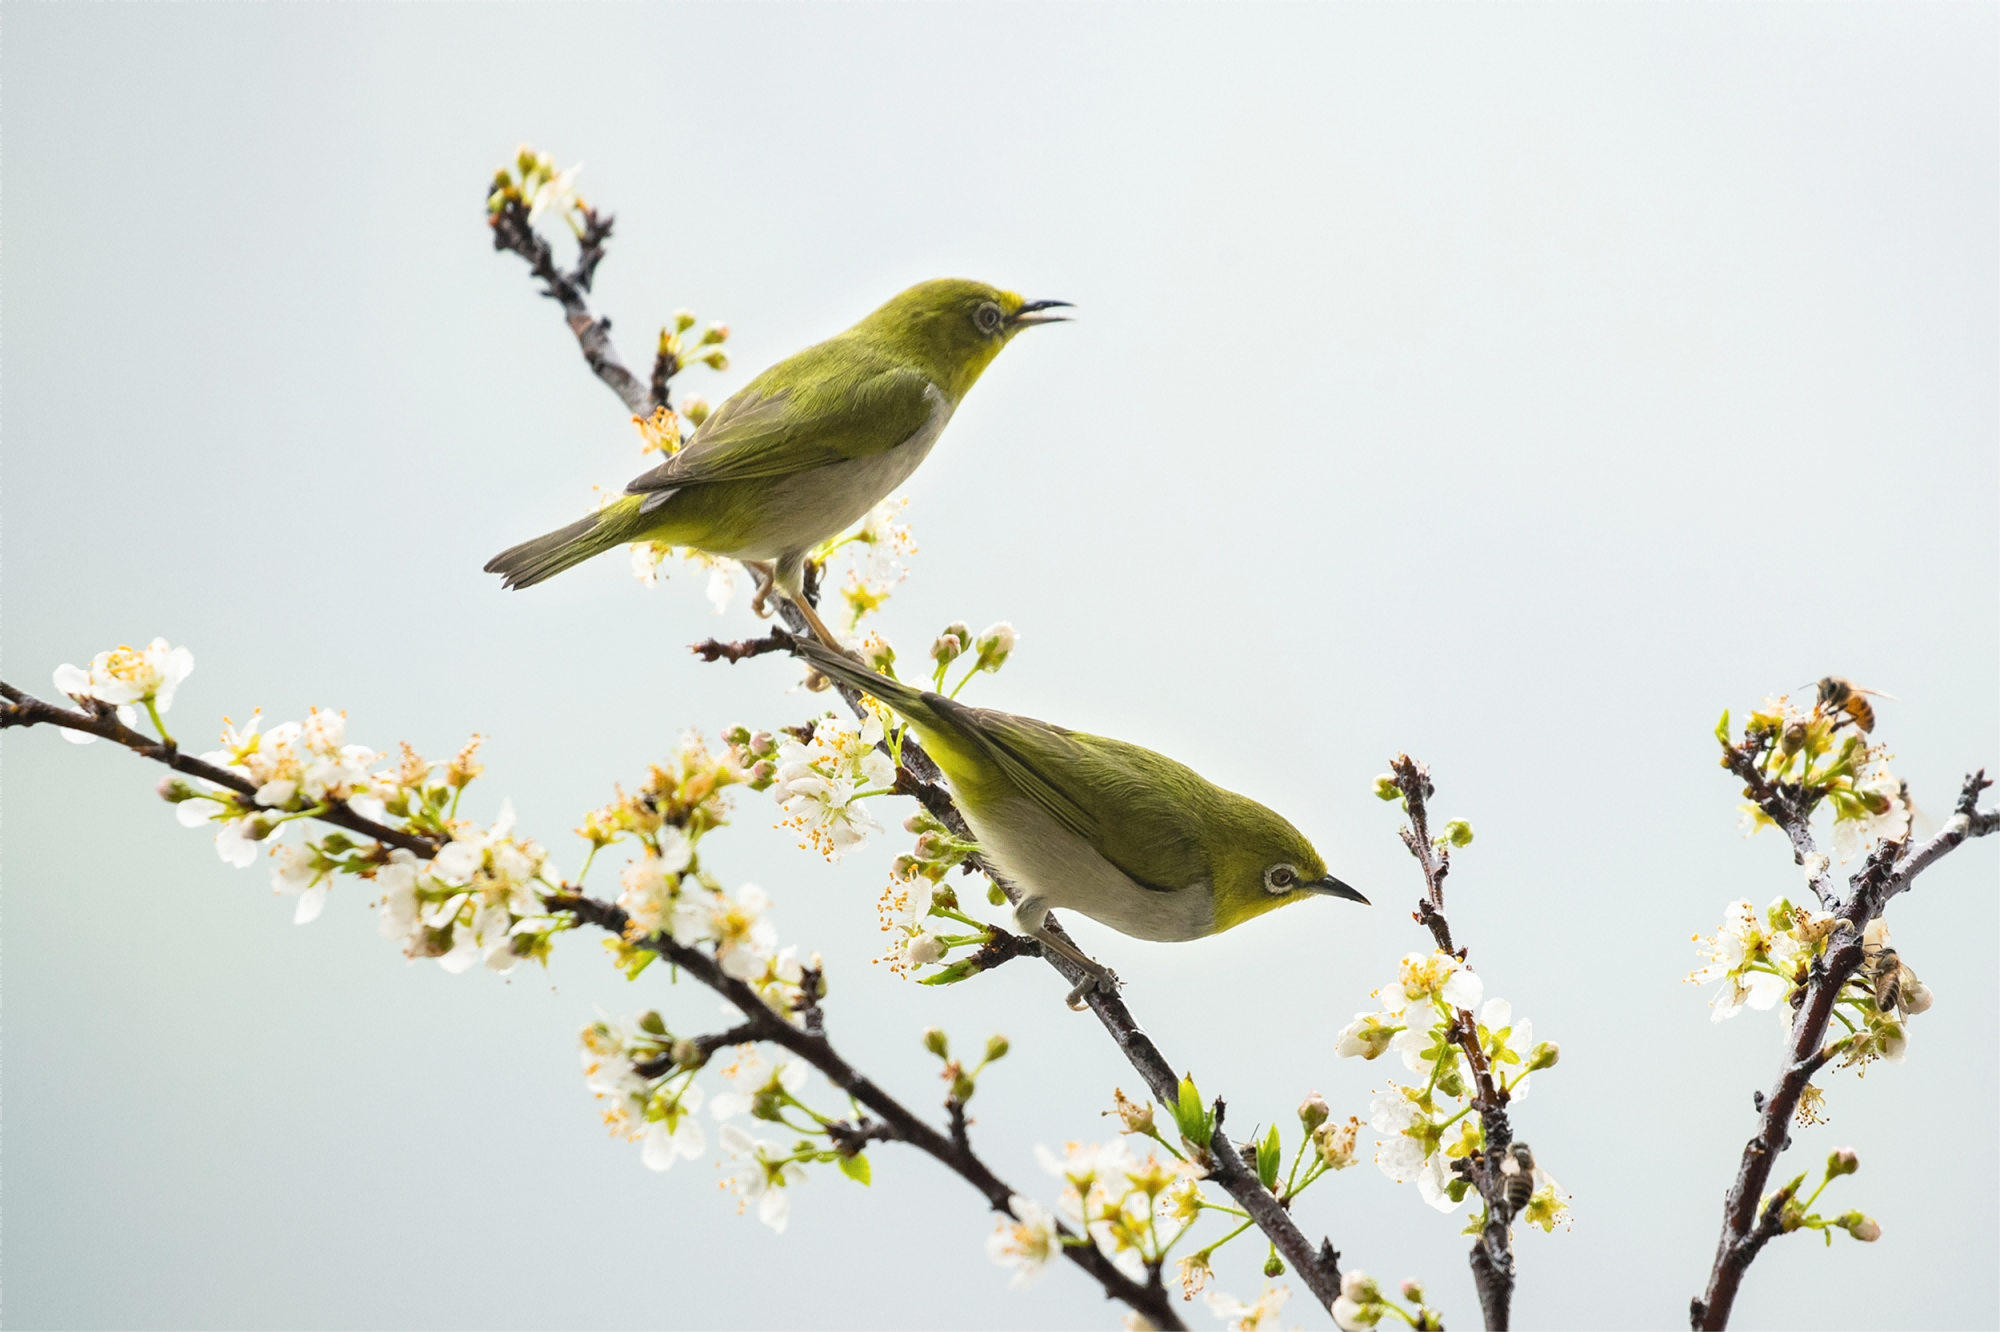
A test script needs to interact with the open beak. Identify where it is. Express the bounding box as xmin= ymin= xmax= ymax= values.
xmin=1307 ymin=875 xmax=1370 ymax=905
xmin=1008 ymin=299 xmax=1074 ymax=327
